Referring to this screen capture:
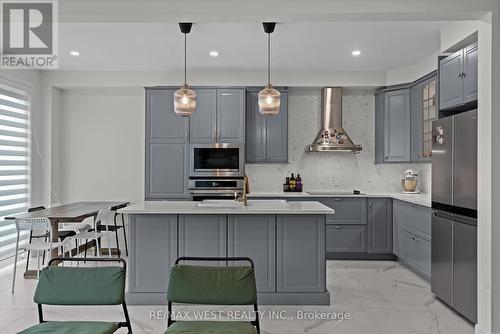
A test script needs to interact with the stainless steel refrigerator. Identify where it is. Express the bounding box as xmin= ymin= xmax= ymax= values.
xmin=431 ymin=109 xmax=477 ymax=323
